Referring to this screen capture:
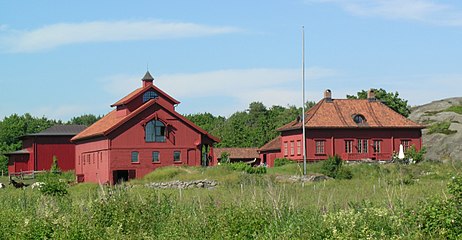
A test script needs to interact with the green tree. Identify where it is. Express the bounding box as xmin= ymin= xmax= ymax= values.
xmin=68 ymin=114 xmax=102 ymax=126
xmin=347 ymin=88 xmax=411 ymax=117
xmin=0 ymin=113 xmax=56 ymax=174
